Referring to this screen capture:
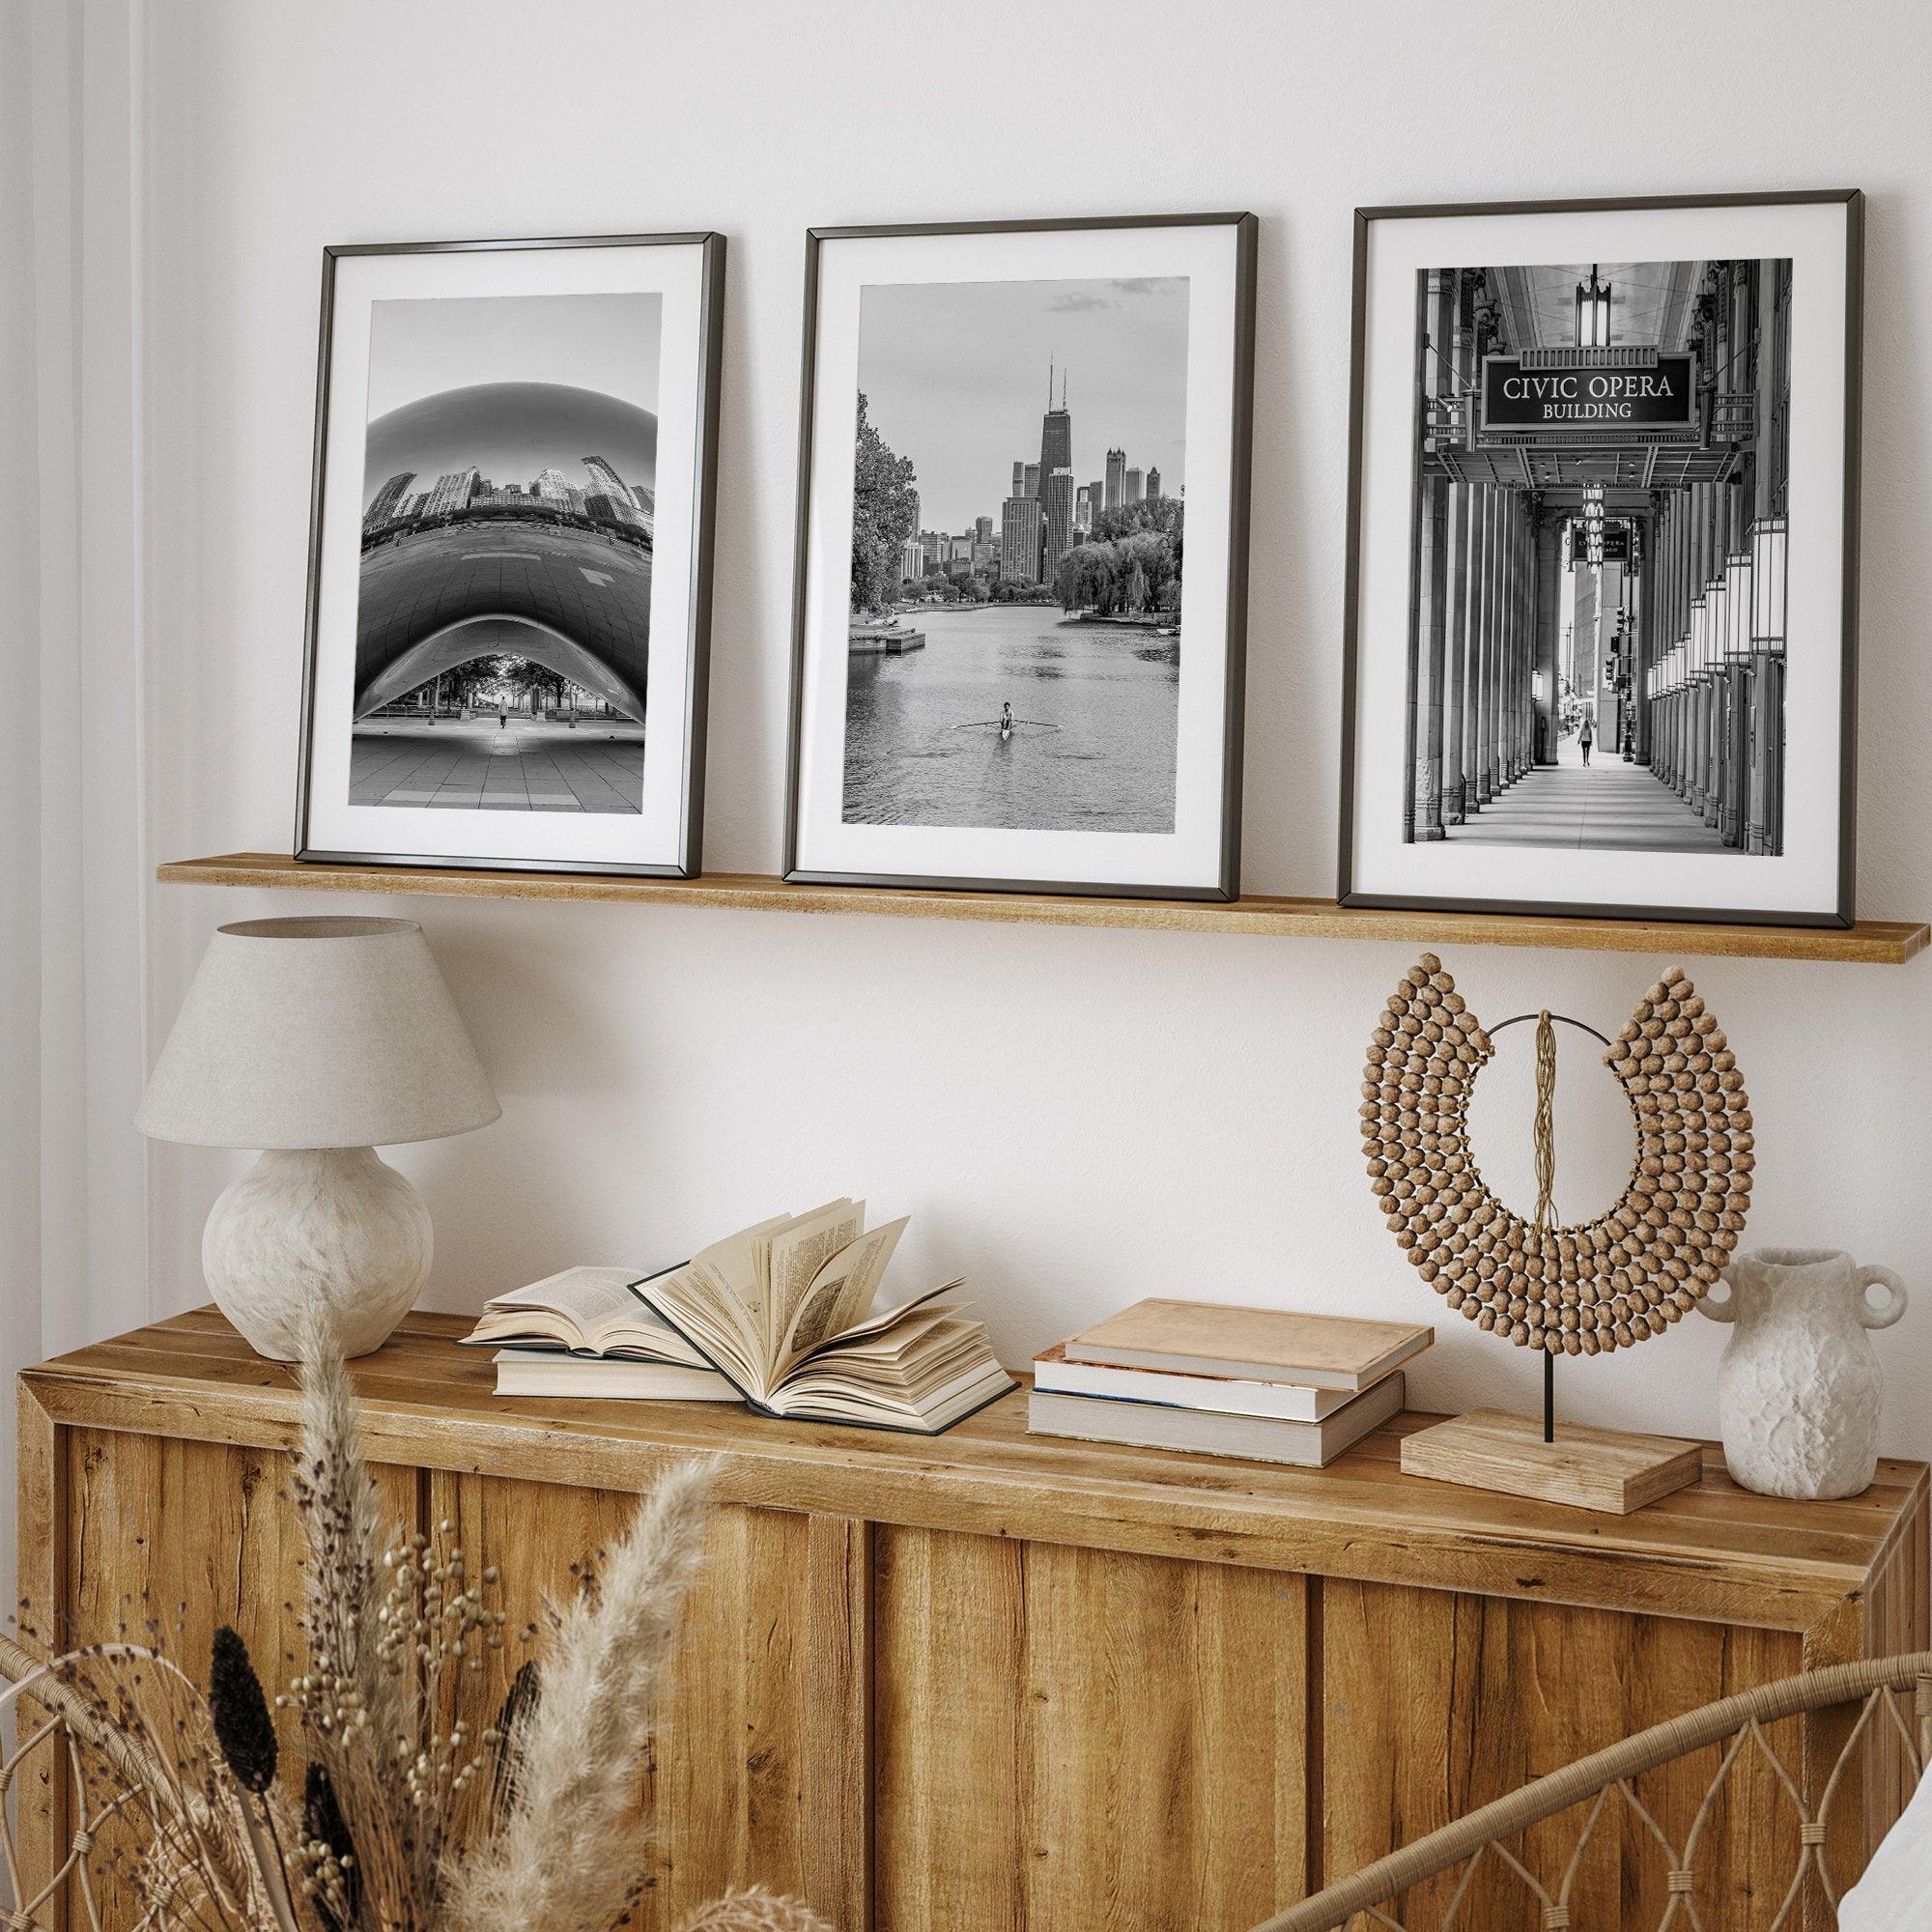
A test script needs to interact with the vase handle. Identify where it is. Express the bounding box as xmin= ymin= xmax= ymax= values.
xmin=1856 ymin=1264 xmax=1908 ymax=1329
xmin=1699 ymin=1277 xmax=1739 ymax=1323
